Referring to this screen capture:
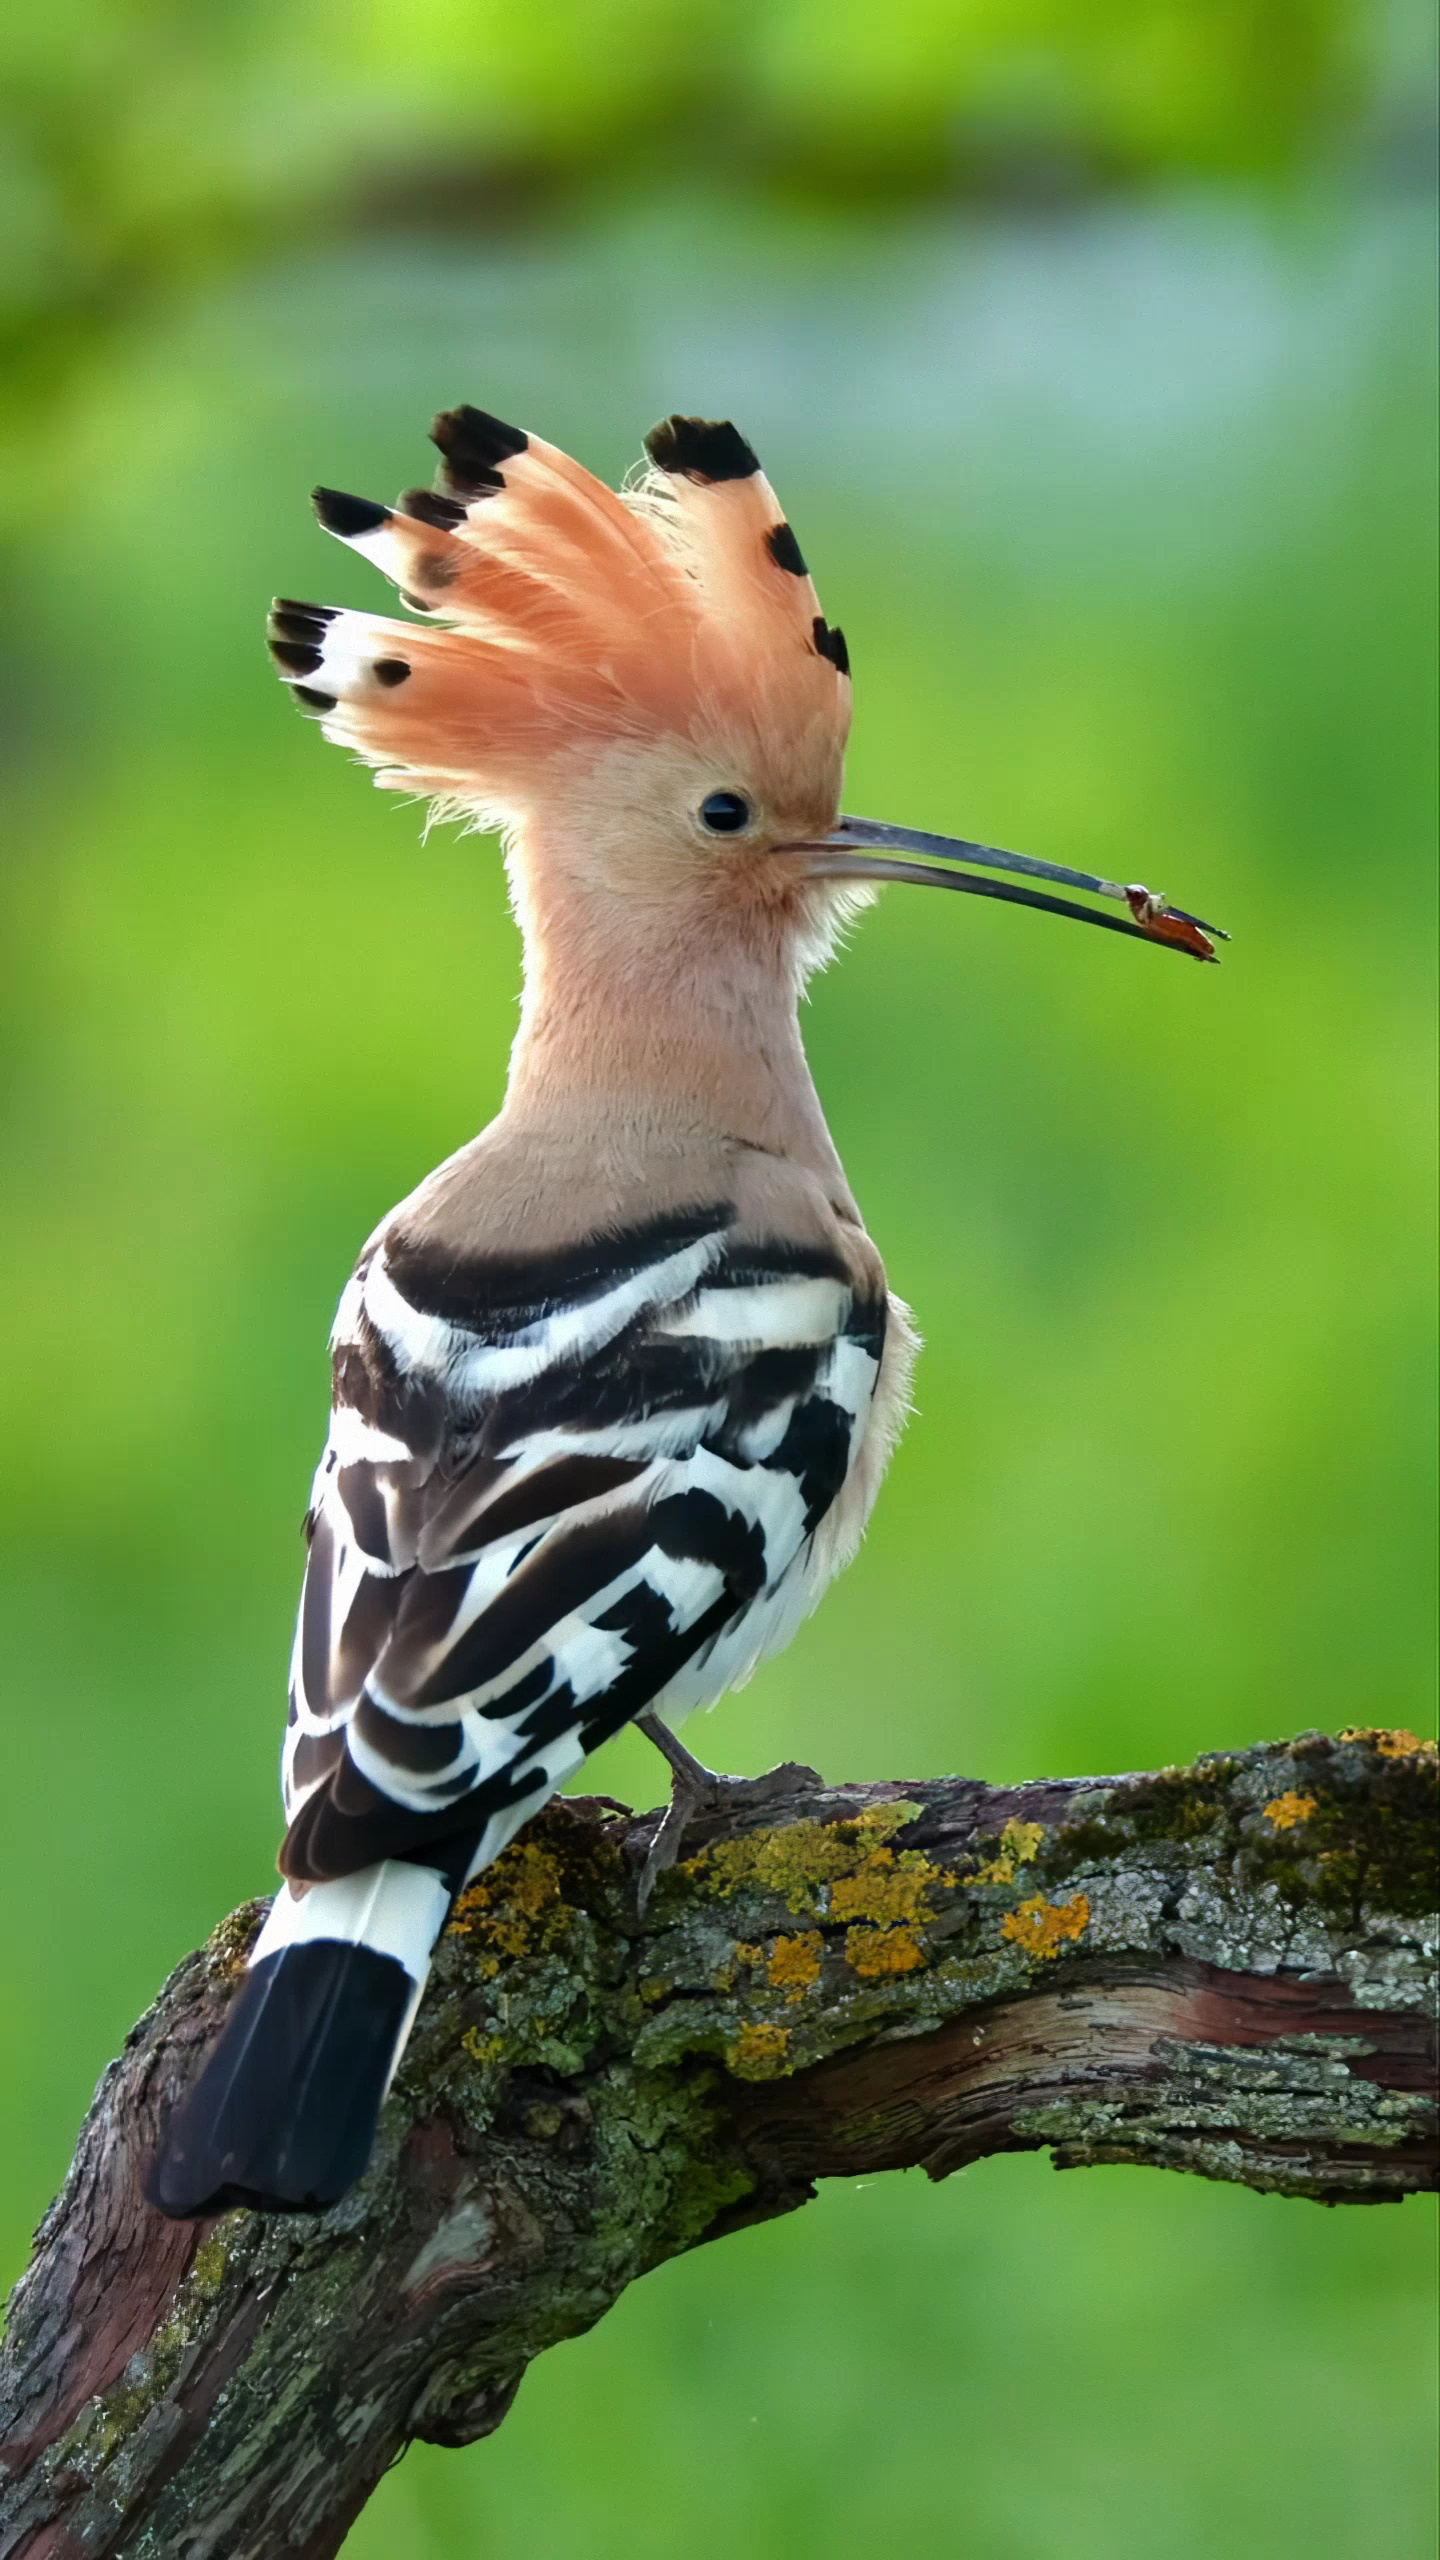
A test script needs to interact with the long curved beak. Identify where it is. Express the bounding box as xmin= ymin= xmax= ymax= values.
xmin=779 ymin=816 xmax=1227 ymax=962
